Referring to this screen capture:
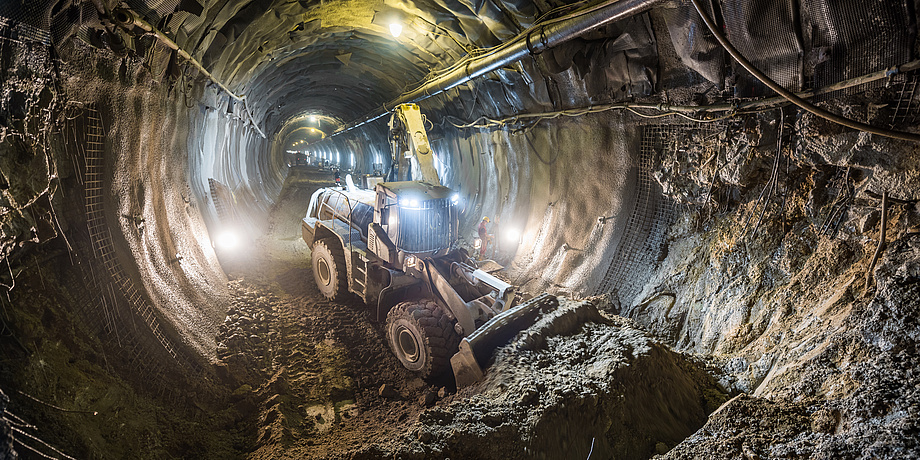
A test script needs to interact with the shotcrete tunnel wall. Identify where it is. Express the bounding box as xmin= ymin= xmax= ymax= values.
xmin=55 ymin=39 xmax=231 ymax=364
xmin=2 ymin=0 xmax=920 ymax=458
xmin=2 ymin=0 xmax=909 ymax=383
